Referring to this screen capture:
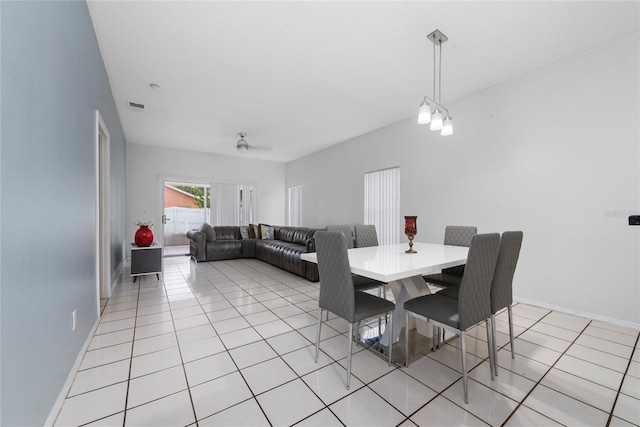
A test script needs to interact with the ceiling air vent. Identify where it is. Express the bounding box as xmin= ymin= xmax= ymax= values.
xmin=128 ymin=101 xmax=145 ymax=110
